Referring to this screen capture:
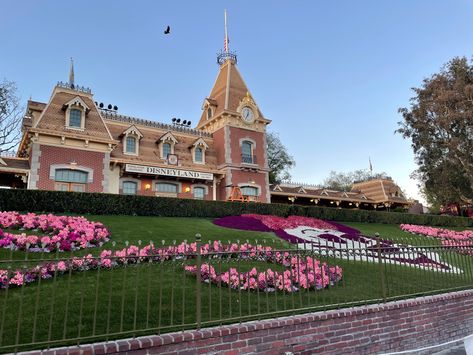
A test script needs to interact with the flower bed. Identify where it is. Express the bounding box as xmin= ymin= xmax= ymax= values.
xmin=0 ymin=241 xmax=343 ymax=292
xmin=0 ymin=211 xmax=110 ymax=252
xmin=400 ymin=224 xmax=473 ymax=254
xmin=214 ymin=214 xmax=461 ymax=272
